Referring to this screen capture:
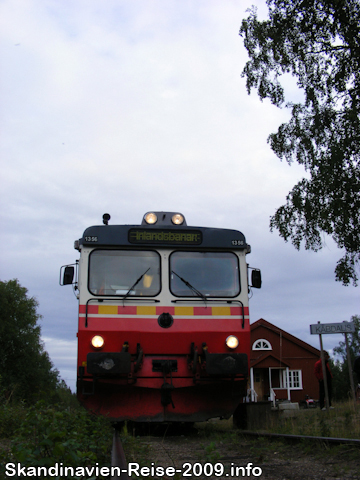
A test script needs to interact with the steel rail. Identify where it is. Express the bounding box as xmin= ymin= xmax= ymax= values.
xmin=240 ymin=430 xmax=360 ymax=446
xmin=111 ymin=430 xmax=130 ymax=480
